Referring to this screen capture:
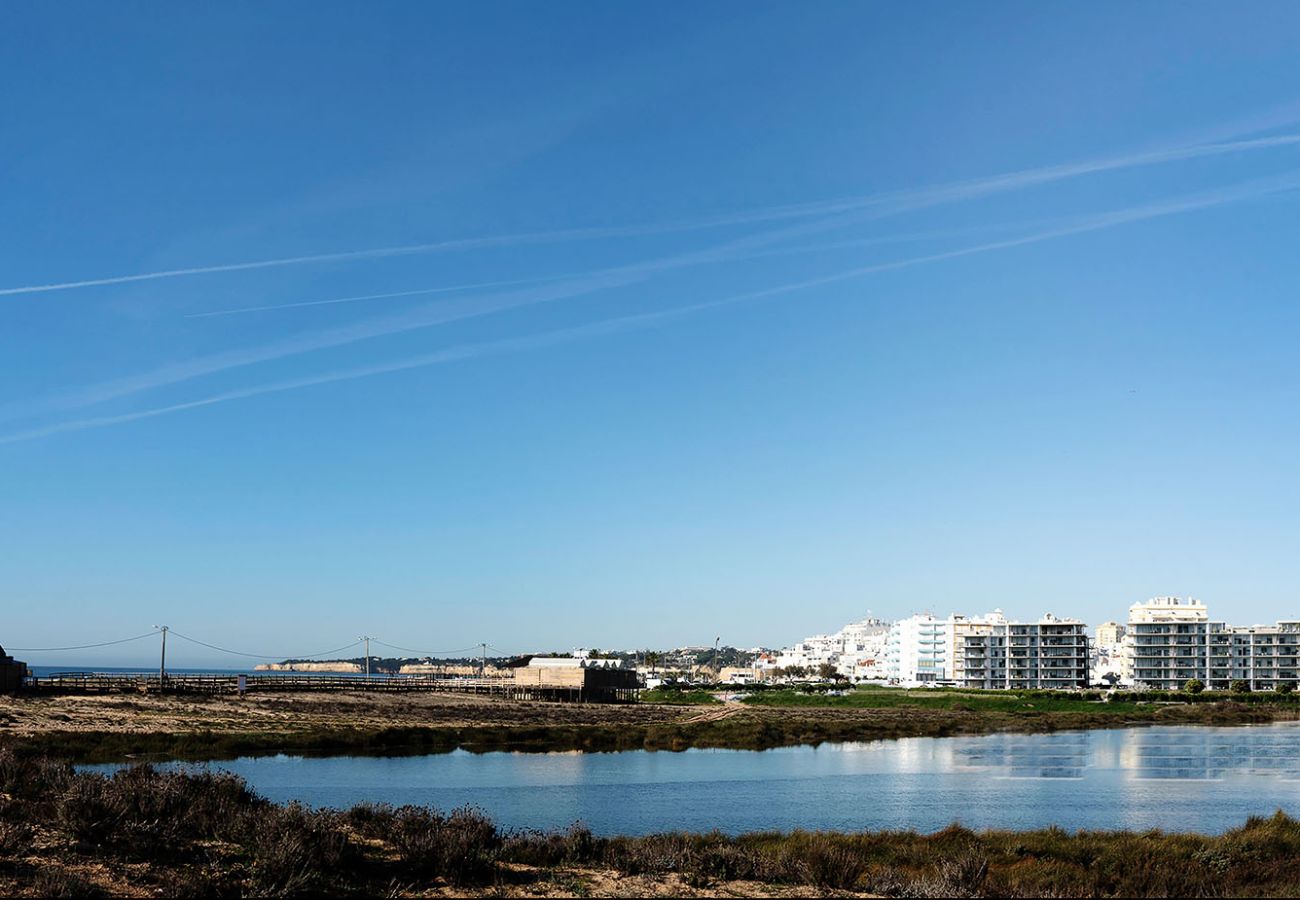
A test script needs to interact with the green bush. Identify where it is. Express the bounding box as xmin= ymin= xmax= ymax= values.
xmin=1183 ymin=679 xmax=1205 ymax=694
xmin=1231 ymin=679 xmax=1252 ymax=693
